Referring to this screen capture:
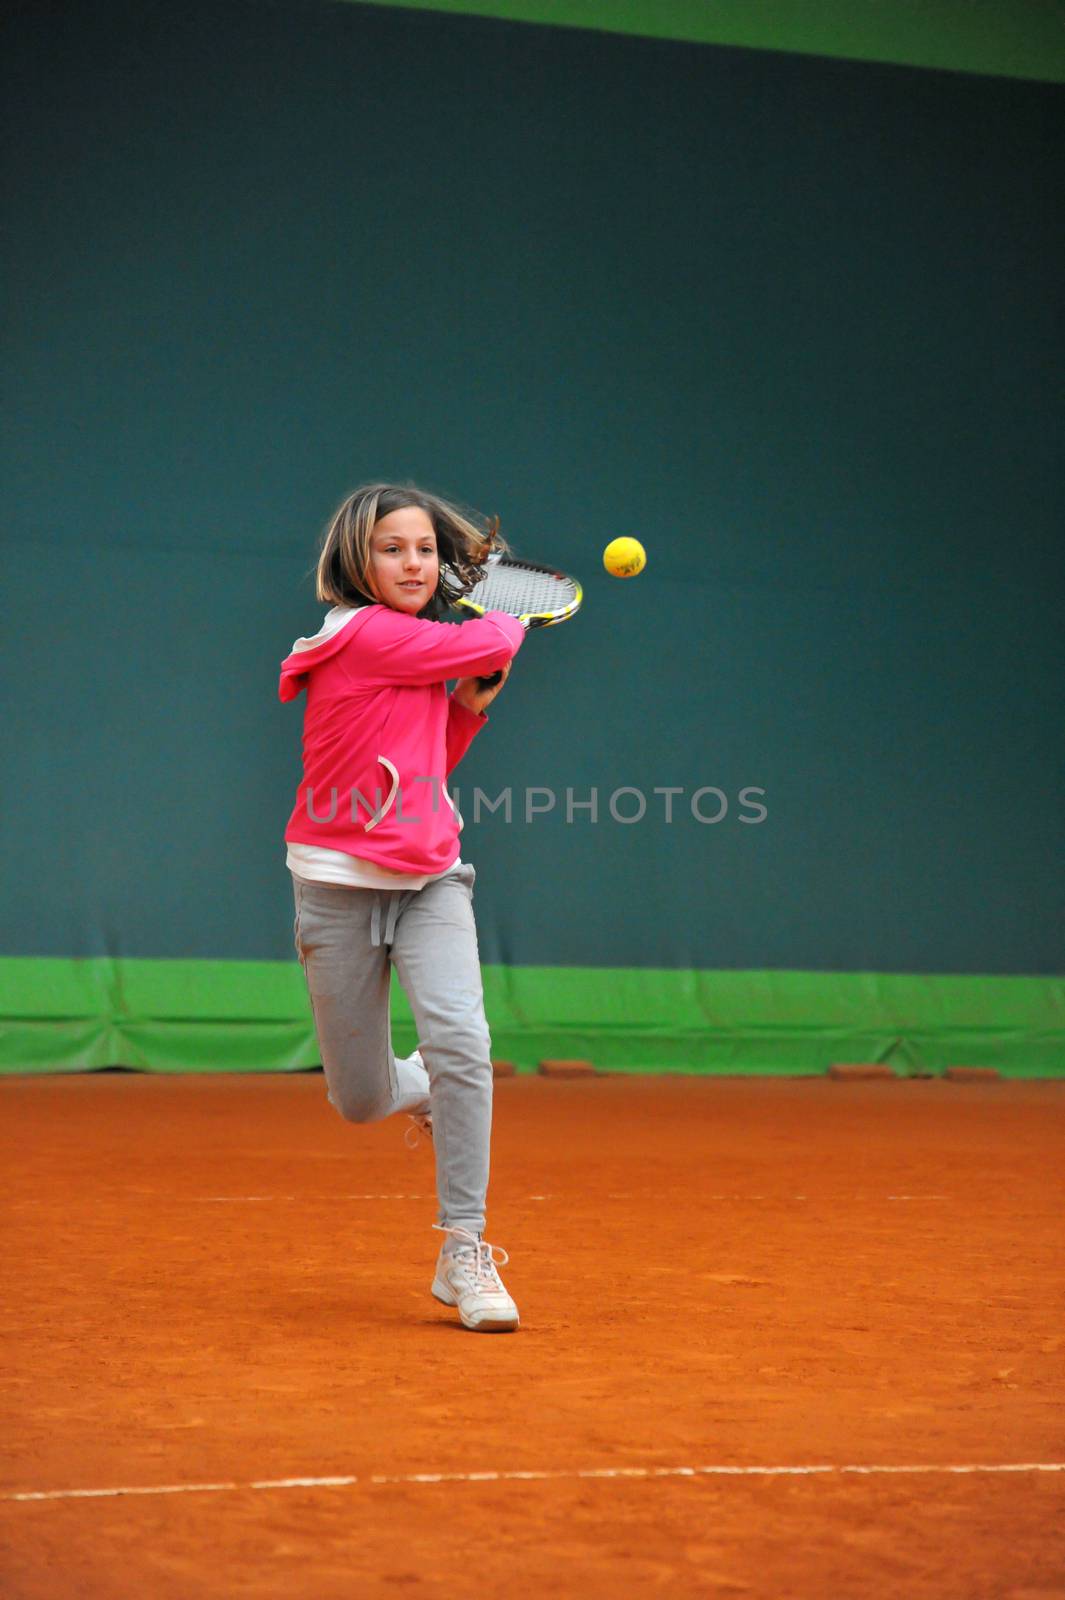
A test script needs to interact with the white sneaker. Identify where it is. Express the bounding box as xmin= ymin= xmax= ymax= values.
xmin=431 ymin=1226 xmax=520 ymax=1332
